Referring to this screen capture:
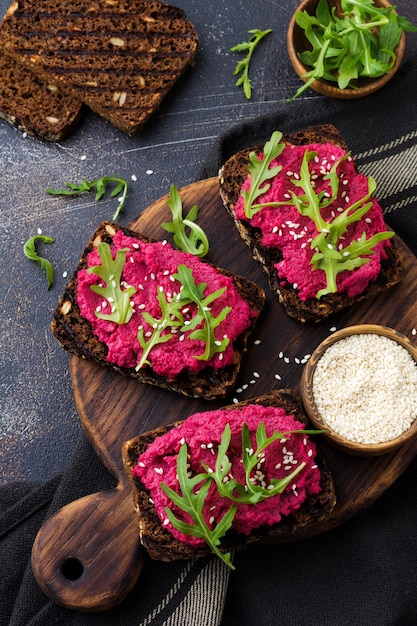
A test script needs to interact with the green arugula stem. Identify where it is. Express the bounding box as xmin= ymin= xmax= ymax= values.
xmin=162 ymin=185 xmax=209 ymax=257
xmin=88 ymin=242 xmax=136 ymax=324
xmin=23 ymin=234 xmax=55 ymax=290
xmin=136 ymin=264 xmax=231 ymax=370
xmin=231 ymin=28 xmax=272 ymax=99
xmin=46 ymin=175 xmax=128 ymax=220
